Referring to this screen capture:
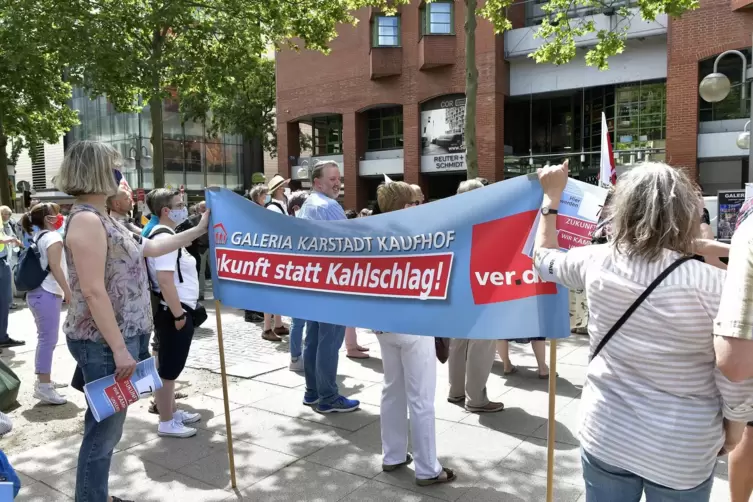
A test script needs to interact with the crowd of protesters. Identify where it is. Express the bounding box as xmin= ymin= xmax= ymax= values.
xmin=4 ymin=142 xmax=753 ymax=501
